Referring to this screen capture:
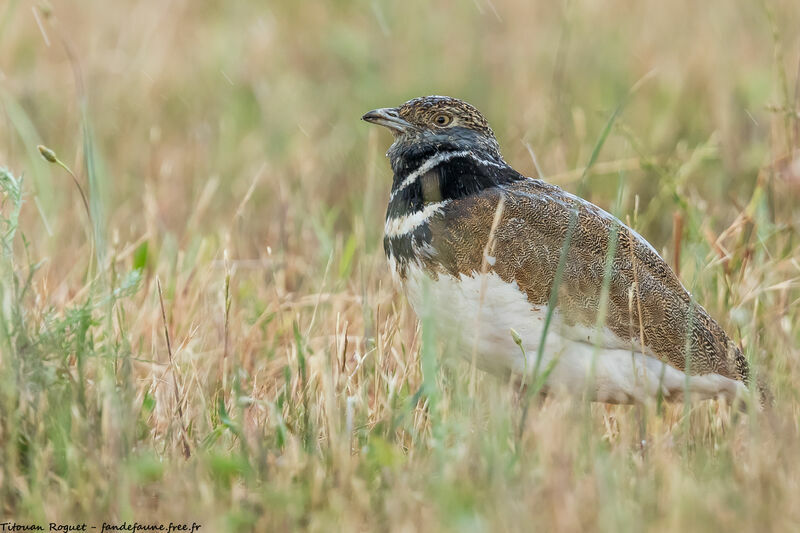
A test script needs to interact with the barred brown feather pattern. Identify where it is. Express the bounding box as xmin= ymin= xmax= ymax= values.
xmin=420 ymin=178 xmax=750 ymax=385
